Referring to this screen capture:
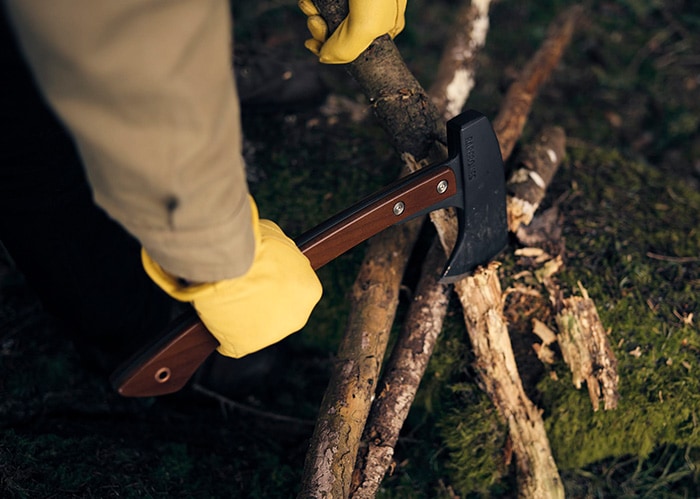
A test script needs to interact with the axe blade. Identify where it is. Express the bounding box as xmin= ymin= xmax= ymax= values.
xmin=440 ymin=110 xmax=508 ymax=282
